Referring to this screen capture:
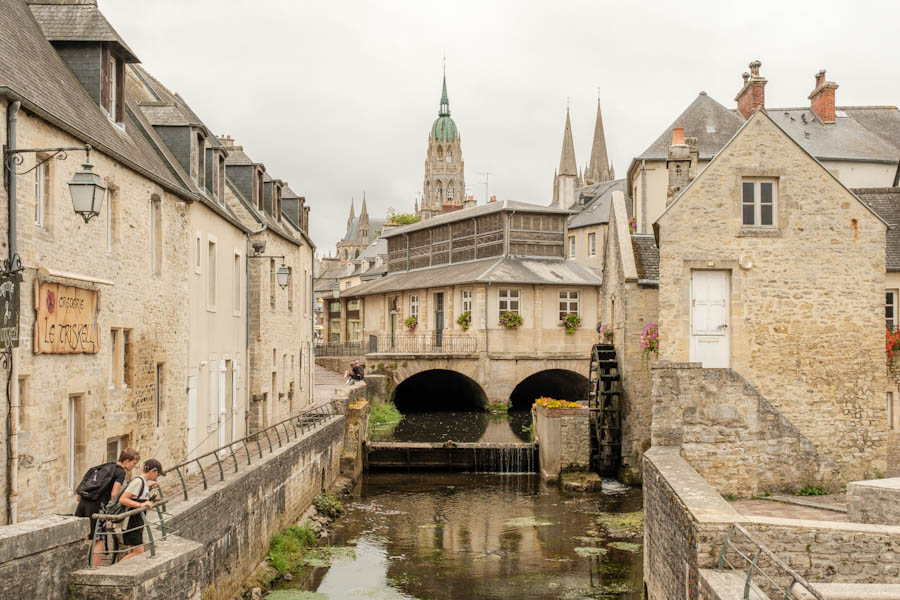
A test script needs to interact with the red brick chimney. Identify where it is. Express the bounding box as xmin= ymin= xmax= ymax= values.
xmin=489 ymin=195 xmax=497 ymax=203
xmin=808 ymin=69 xmax=839 ymax=124
xmin=735 ymin=60 xmax=767 ymax=119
